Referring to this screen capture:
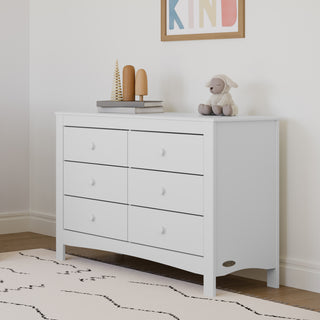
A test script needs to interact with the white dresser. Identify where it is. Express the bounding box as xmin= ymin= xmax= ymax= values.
xmin=56 ymin=112 xmax=279 ymax=296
